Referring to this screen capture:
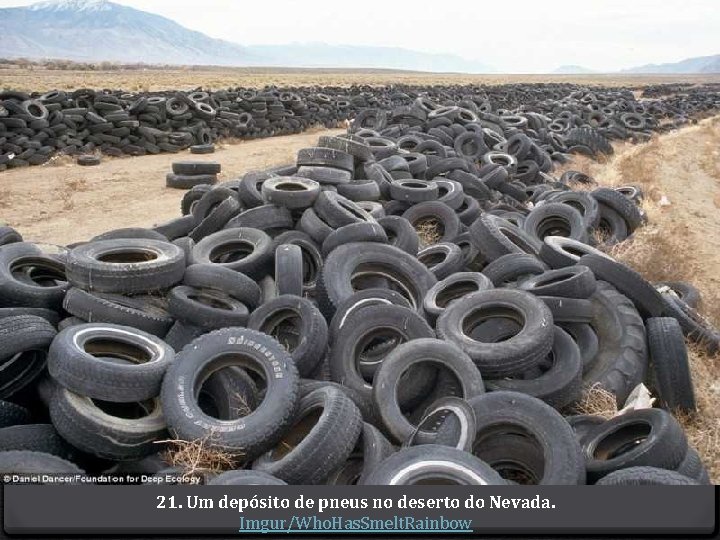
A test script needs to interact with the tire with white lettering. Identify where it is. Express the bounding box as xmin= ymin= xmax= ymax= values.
xmin=360 ymin=444 xmax=506 ymax=485
xmin=160 ymin=328 xmax=299 ymax=458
